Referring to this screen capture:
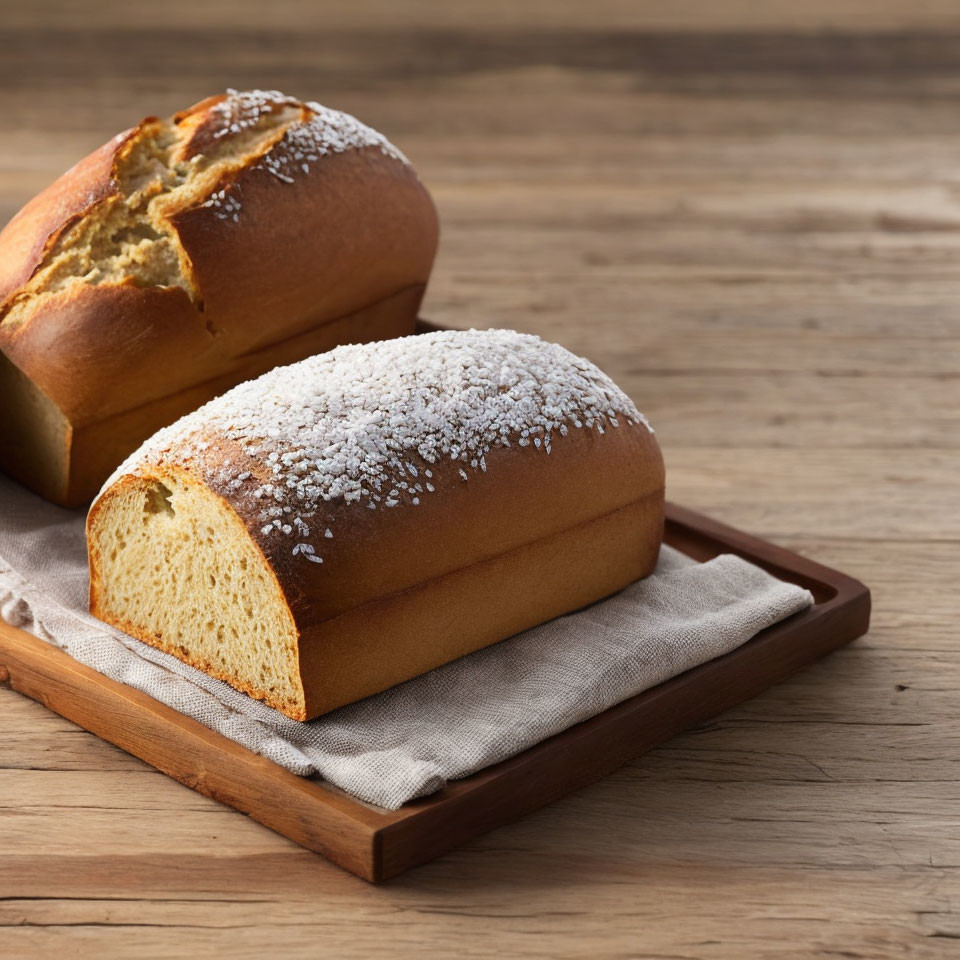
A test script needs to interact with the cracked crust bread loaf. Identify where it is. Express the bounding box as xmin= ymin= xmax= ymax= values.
xmin=0 ymin=88 xmax=438 ymax=507
xmin=87 ymin=329 xmax=665 ymax=721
